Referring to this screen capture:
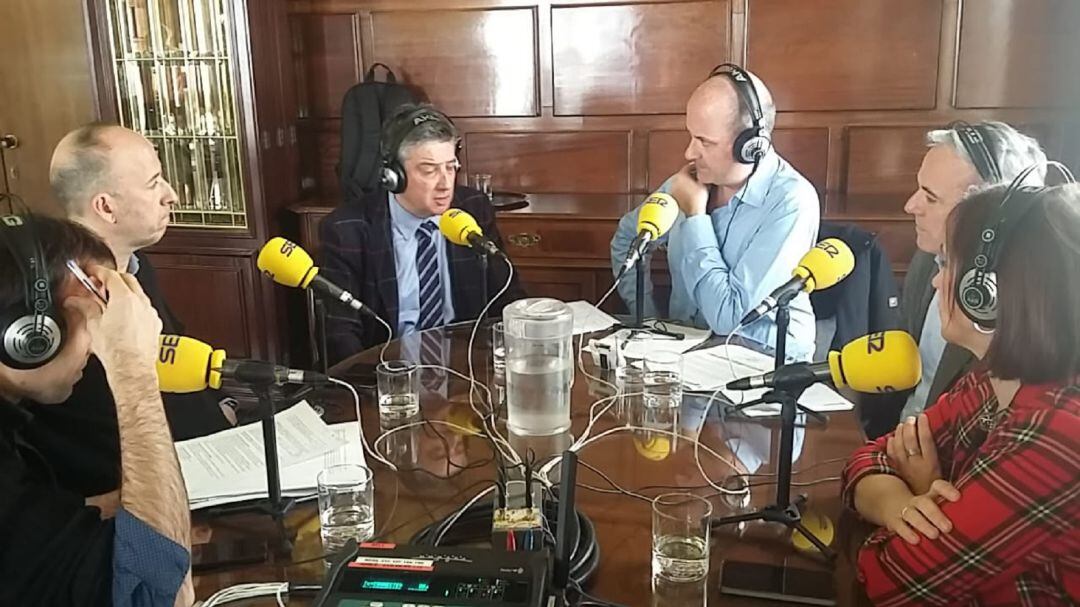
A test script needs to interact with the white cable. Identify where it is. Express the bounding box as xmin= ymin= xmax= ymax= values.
xmin=200 ymin=583 xmax=289 ymax=607
xmin=412 ymin=362 xmax=519 ymax=465
xmin=372 ymin=418 xmax=484 ymax=455
xmin=373 ymin=312 xmax=394 ymax=365
xmin=694 ymin=385 xmax=732 ymax=495
xmin=328 ymin=376 xmax=397 ymax=471
xmin=570 ymin=392 xmax=623 ymax=452
xmin=538 ymin=423 xmax=745 ymax=496
xmin=324 ymin=310 xmax=394 ymax=367
xmin=463 ymin=258 xmax=521 ymax=466
xmin=574 ymin=279 xmax=623 ymax=397
xmin=467 ymin=257 xmax=515 ymax=412
xmin=565 ymin=270 xmax=635 ymax=452
xmin=324 ymin=309 xmax=518 ymax=466
xmin=791 ymin=476 xmax=841 ymax=487
xmin=435 ymin=485 xmax=495 ymax=545
xmin=721 ymin=321 xmax=751 ymax=407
